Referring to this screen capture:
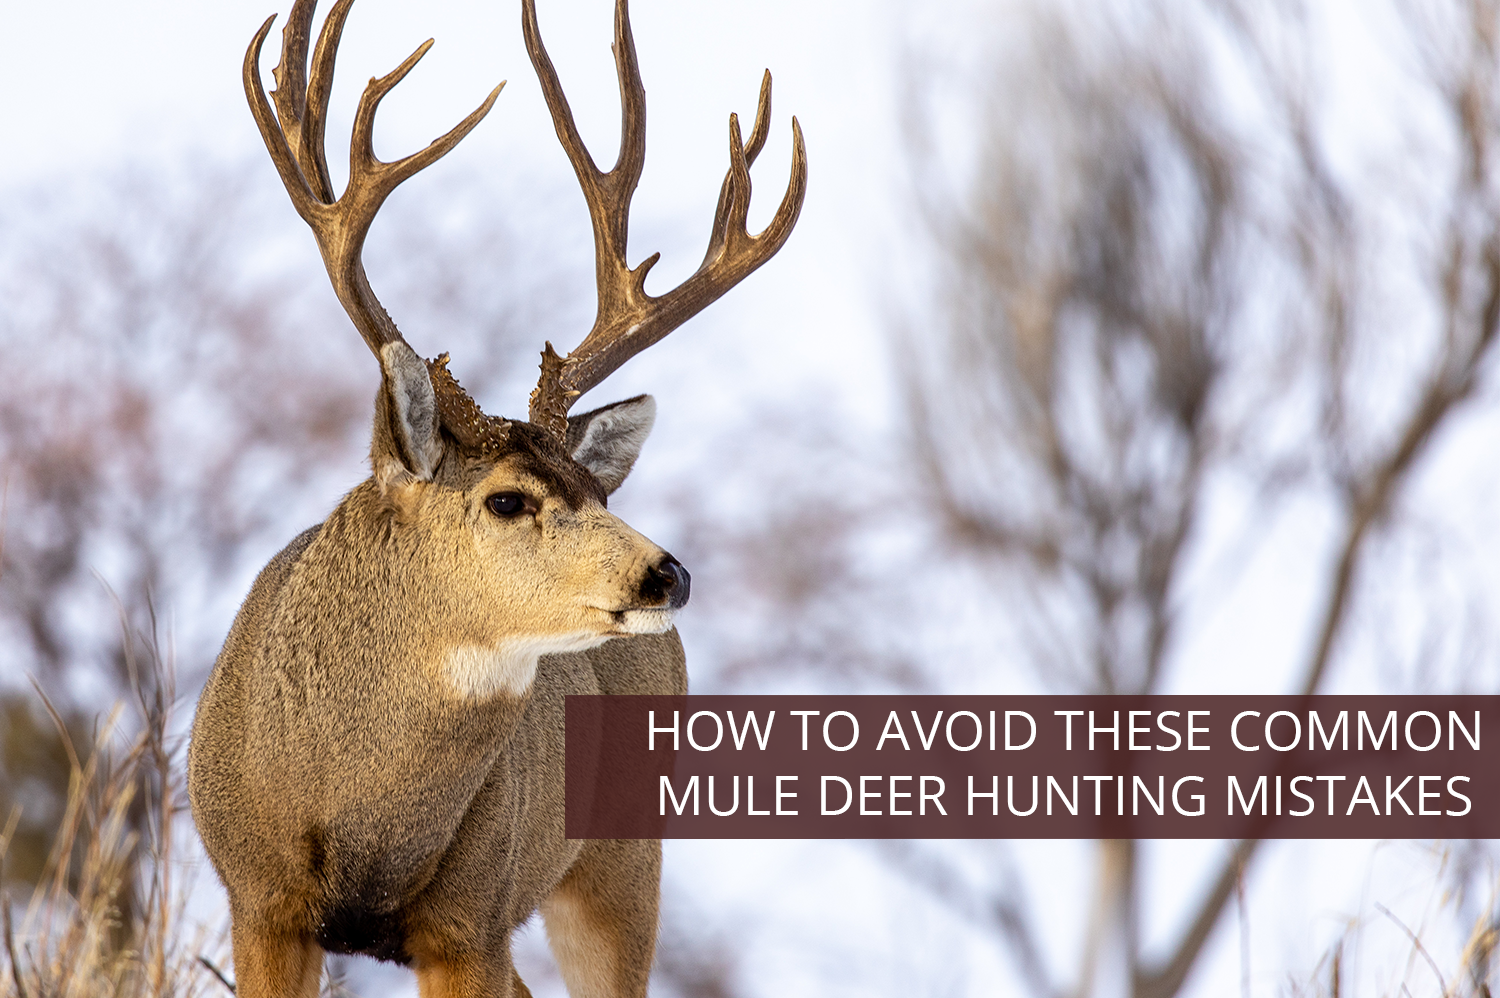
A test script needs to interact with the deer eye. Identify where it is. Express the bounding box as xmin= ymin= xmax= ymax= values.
xmin=486 ymin=492 xmax=531 ymax=518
